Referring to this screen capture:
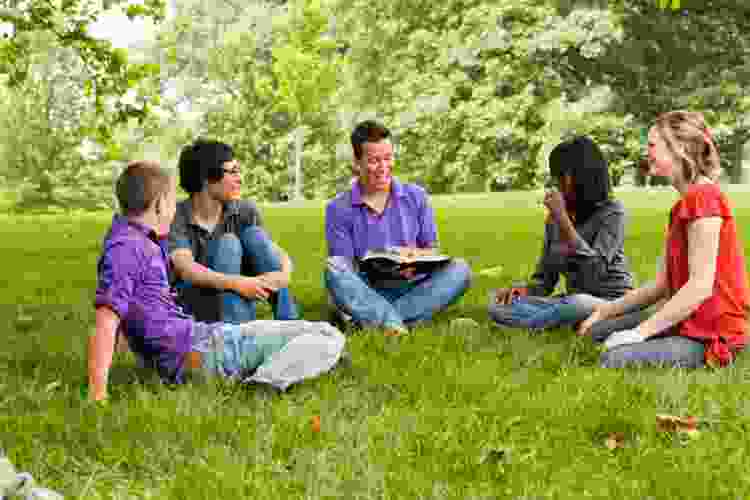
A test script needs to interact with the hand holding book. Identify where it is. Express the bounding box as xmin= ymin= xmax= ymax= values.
xmin=359 ymin=246 xmax=452 ymax=281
